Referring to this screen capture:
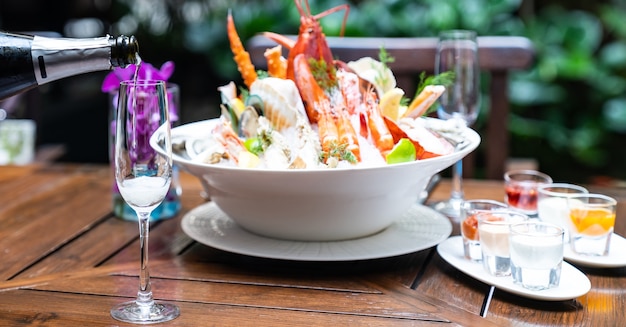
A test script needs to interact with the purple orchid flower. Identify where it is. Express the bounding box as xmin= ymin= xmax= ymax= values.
xmin=102 ymin=61 xmax=179 ymax=123
xmin=101 ymin=61 xmax=175 ymax=92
